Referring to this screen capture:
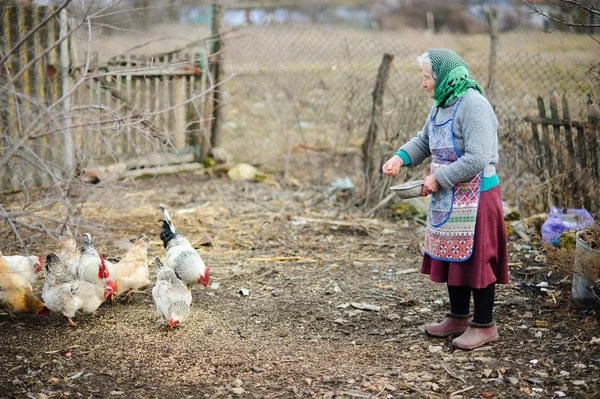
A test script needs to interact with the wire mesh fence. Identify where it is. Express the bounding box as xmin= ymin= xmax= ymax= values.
xmin=222 ymin=22 xmax=600 ymax=215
